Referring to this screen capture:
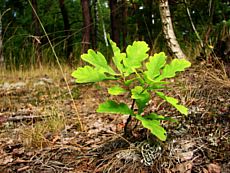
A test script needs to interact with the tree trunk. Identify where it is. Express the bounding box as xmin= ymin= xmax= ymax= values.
xmin=81 ymin=0 xmax=91 ymax=54
xmin=91 ymin=0 xmax=98 ymax=50
xmin=31 ymin=0 xmax=41 ymax=66
xmin=97 ymin=0 xmax=108 ymax=47
xmin=121 ymin=0 xmax=127 ymax=49
xmin=59 ymin=0 xmax=73 ymax=60
xmin=159 ymin=0 xmax=186 ymax=59
xmin=109 ymin=0 xmax=120 ymax=47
